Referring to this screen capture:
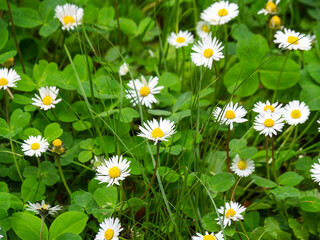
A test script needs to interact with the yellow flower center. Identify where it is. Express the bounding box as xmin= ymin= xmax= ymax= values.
xmin=266 ymin=1 xmax=277 ymax=12
xmin=63 ymin=16 xmax=75 ymax=25
xmin=202 ymin=25 xmax=210 ymax=33
xmin=152 ymin=127 xmax=164 ymax=139
xmin=42 ymin=96 xmax=52 ymax=106
xmin=225 ymin=208 xmax=236 ymax=218
xmin=203 ymin=48 xmax=213 ymax=58
xmin=264 ymin=105 xmax=274 ymax=112
xmin=109 ymin=166 xmax=121 ymax=178
xmin=238 ymin=160 xmax=247 ymax=170
xmin=52 ymin=139 xmax=62 ymax=147
xmin=218 ymin=8 xmax=228 ymax=17
xmin=225 ymin=110 xmax=235 ymax=119
xmin=176 ymin=37 xmax=185 ymax=43
xmin=288 ymin=36 xmax=299 ymax=45
xmin=269 ymin=15 xmax=281 ymax=27
xmin=264 ymin=118 xmax=275 ymax=127
xmin=40 ymin=204 xmax=48 ymax=210
xmin=0 ymin=77 xmax=8 ymax=86
xmin=140 ymin=86 xmax=150 ymax=97
xmin=291 ymin=109 xmax=301 ymax=119
xmin=31 ymin=143 xmax=40 ymax=150
xmin=203 ymin=235 xmax=216 ymax=240
xmin=104 ymin=229 xmax=114 ymax=240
